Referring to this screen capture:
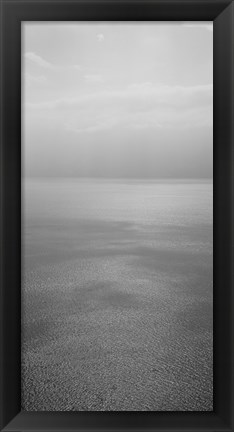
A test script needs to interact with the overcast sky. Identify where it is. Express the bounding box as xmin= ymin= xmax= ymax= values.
xmin=23 ymin=22 xmax=213 ymax=179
